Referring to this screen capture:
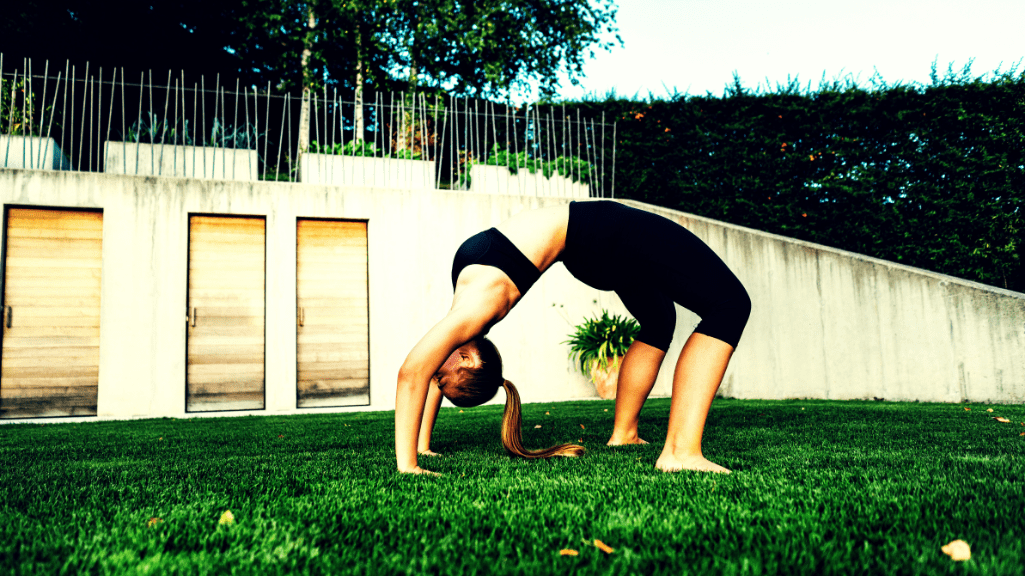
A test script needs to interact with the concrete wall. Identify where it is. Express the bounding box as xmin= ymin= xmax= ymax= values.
xmin=1 ymin=137 xmax=72 ymax=171
xmin=0 ymin=167 xmax=1021 ymax=423
xmin=299 ymin=154 xmax=436 ymax=190
xmin=623 ymin=201 xmax=1024 ymax=404
xmin=104 ymin=142 xmax=259 ymax=181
